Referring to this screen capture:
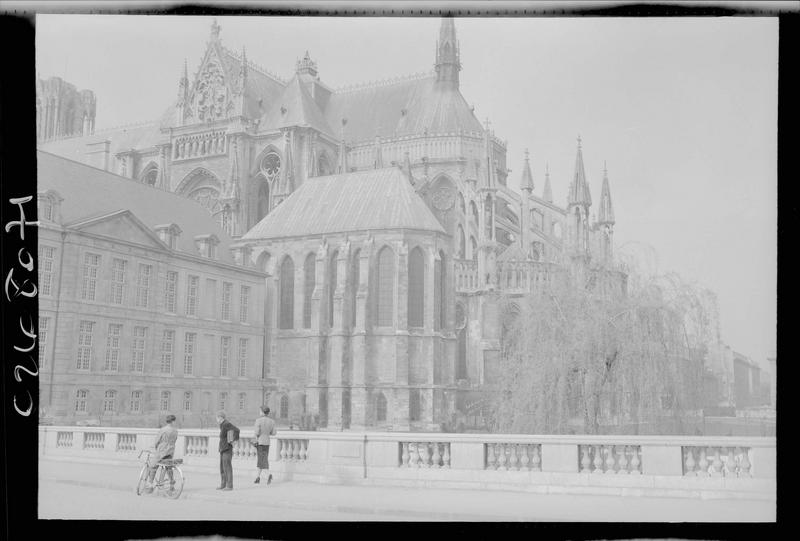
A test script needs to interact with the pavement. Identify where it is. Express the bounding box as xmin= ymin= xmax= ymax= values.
xmin=38 ymin=458 xmax=776 ymax=522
